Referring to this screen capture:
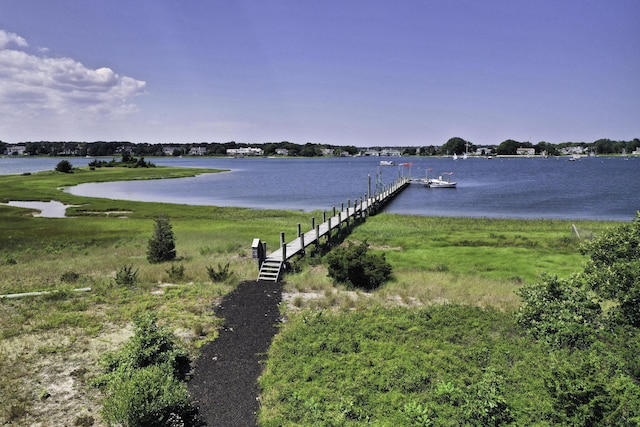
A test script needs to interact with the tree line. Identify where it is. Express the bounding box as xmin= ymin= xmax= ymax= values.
xmin=1 ymin=137 xmax=639 ymax=157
